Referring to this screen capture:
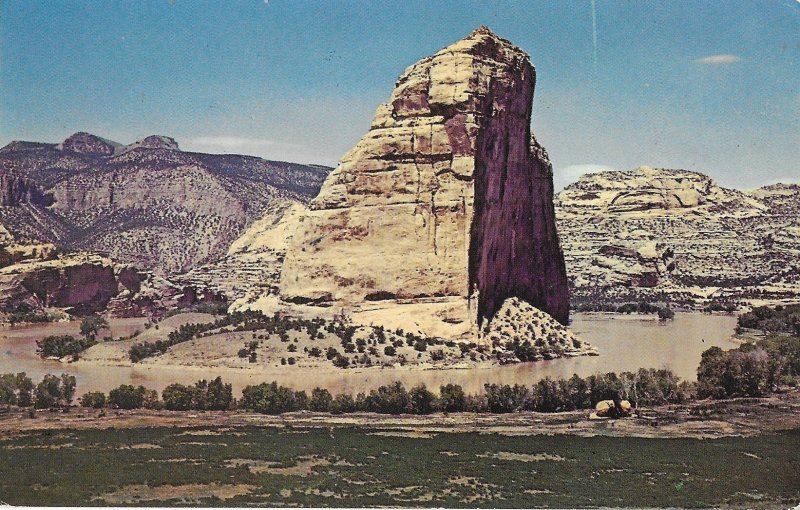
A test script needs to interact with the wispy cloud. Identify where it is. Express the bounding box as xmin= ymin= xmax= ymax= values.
xmin=694 ymin=54 xmax=741 ymax=65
